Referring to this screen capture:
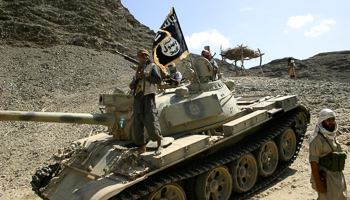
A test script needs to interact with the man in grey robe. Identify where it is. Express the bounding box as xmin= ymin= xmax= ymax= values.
xmin=129 ymin=49 xmax=163 ymax=155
